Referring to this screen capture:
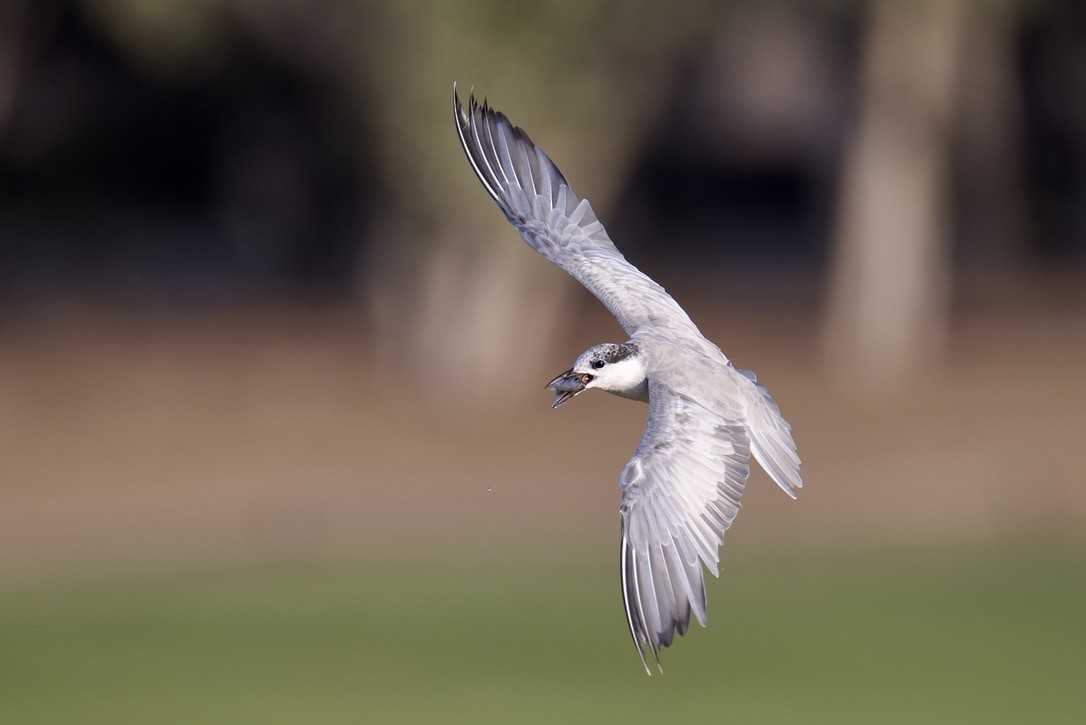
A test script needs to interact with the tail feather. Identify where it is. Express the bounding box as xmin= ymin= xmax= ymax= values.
xmin=742 ymin=373 xmax=802 ymax=498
